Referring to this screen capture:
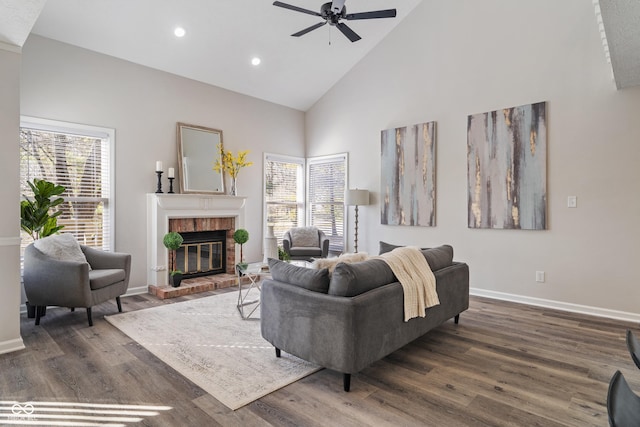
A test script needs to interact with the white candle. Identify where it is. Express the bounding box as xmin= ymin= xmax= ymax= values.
xmin=168 ymin=167 xmax=175 ymax=178
xmin=156 ymin=161 xmax=163 ymax=172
